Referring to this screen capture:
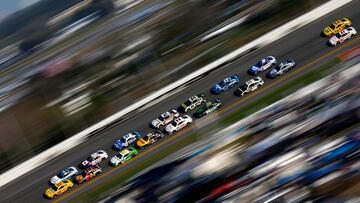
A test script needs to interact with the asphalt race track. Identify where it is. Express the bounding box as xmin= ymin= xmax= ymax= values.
xmin=0 ymin=1 xmax=360 ymax=202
